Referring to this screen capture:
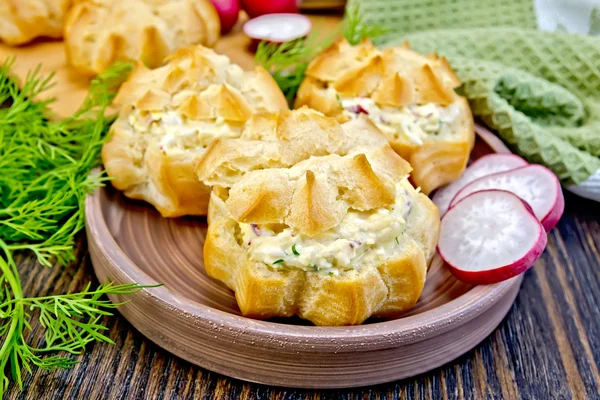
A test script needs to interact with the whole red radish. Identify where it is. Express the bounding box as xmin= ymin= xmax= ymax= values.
xmin=438 ymin=190 xmax=547 ymax=285
xmin=241 ymin=0 xmax=299 ymax=18
xmin=210 ymin=0 xmax=240 ymax=33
